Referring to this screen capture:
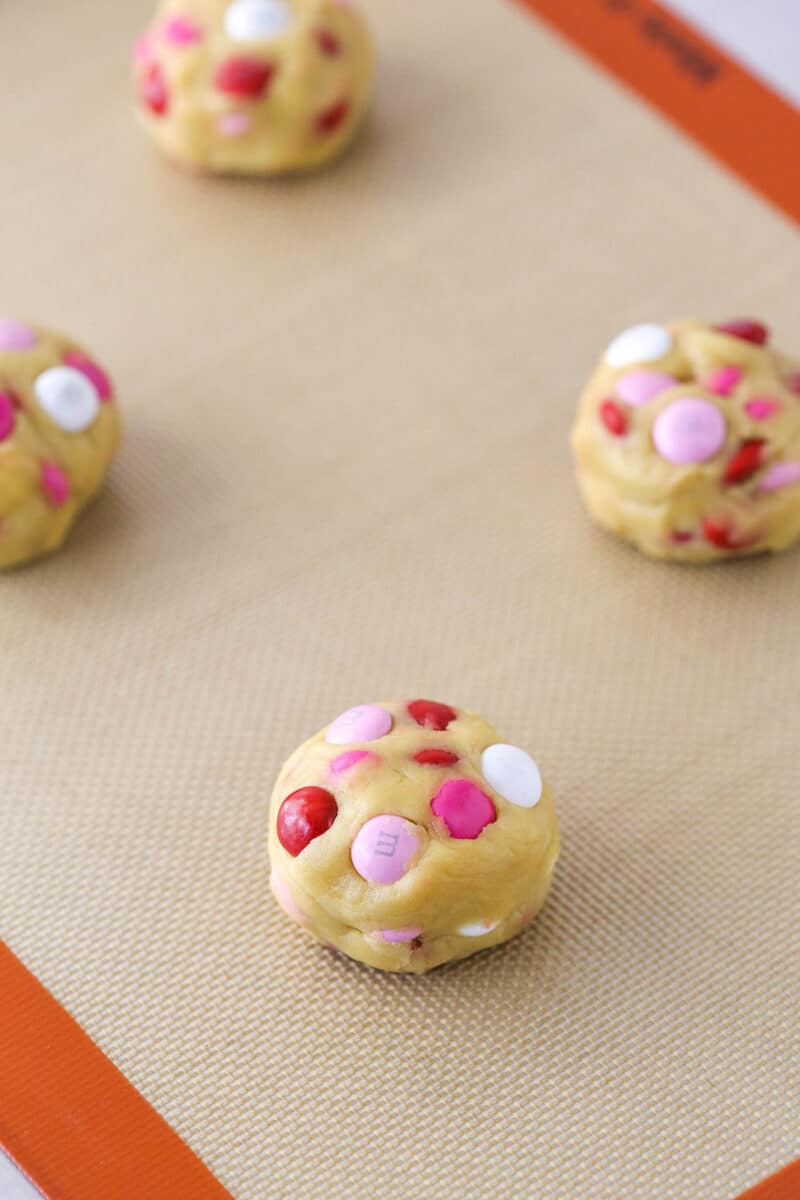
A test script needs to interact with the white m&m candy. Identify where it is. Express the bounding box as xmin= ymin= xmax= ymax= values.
xmin=224 ymin=0 xmax=292 ymax=41
xmin=34 ymin=366 xmax=101 ymax=433
xmin=604 ymin=323 xmax=673 ymax=369
xmin=481 ymin=743 xmax=543 ymax=809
